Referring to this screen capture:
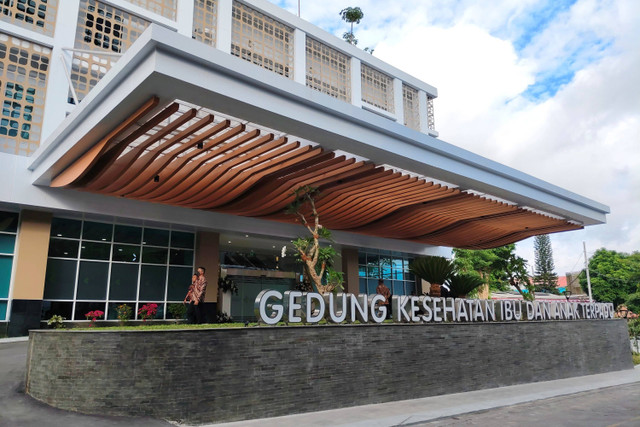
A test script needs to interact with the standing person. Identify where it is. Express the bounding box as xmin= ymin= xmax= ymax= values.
xmin=184 ymin=273 xmax=198 ymax=324
xmin=193 ymin=266 xmax=208 ymax=324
